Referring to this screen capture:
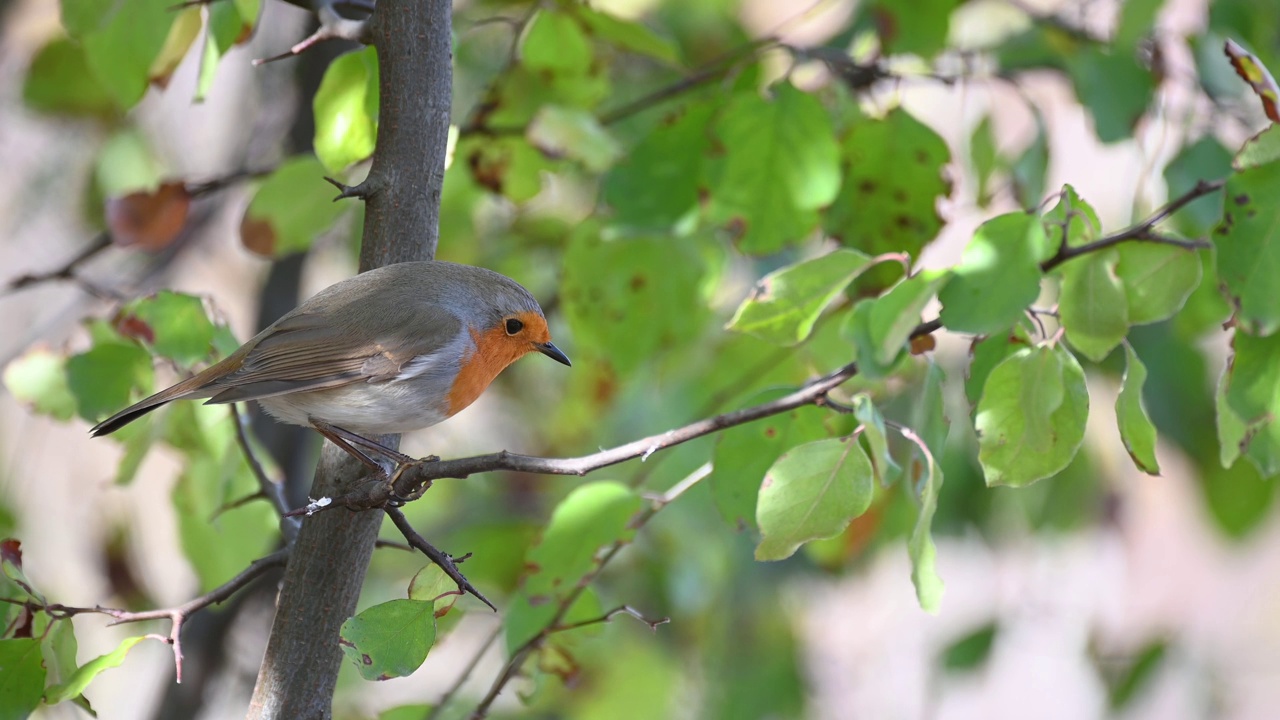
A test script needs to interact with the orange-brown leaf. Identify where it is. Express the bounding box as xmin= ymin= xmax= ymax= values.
xmin=106 ymin=182 xmax=191 ymax=251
